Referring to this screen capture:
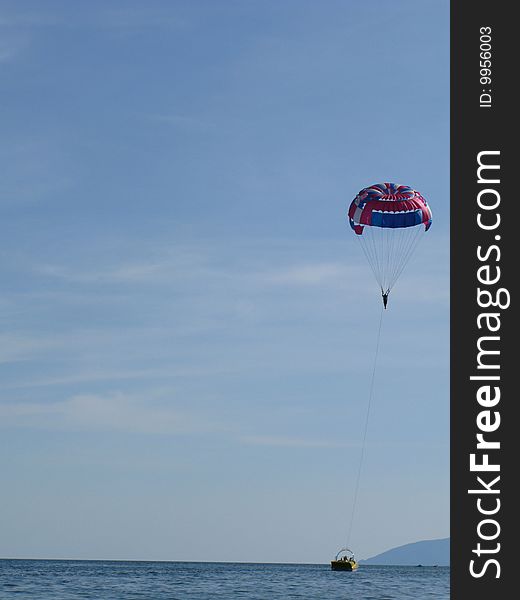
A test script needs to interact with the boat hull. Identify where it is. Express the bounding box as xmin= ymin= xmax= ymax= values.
xmin=331 ymin=560 xmax=358 ymax=571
